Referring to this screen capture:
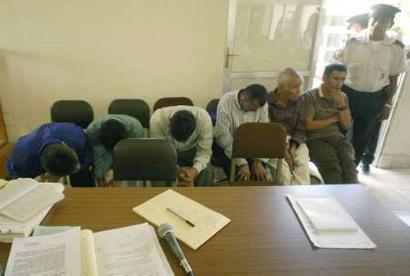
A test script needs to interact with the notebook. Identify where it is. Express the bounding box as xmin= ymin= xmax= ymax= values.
xmin=6 ymin=223 xmax=174 ymax=276
xmin=133 ymin=189 xmax=231 ymax=250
